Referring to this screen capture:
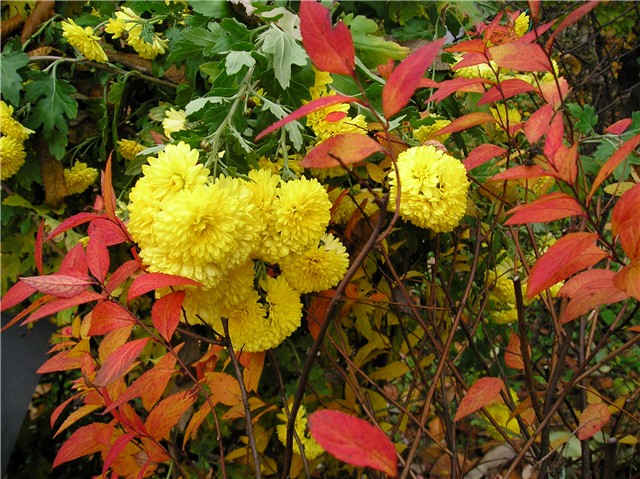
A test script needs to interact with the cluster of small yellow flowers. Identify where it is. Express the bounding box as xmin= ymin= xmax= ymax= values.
xmin=105 ymin=7 xmax=168 ymax=60
xmin=162 ymin=108 xmax=187 ymax=138
xmin=61 ymin=18 xmax=108 ymax=63
xmin=127 ymin=144 xmax=349 ymax=352
xmin=389 ymin=145 xmax=470 ymax=232
xmin=484 ymin=388 xmax=522 ymax=440
xmin=305 ymin=69 xmax=367 ymax=142
xmin=63 ymin=161 xmax=99 ymax=195
xmin=513 ymin=12 xmax=530 ymax=38
xmin=413 ymin=114 xmax=451 ymax=144
xmin=277 ymin=404 xmax=324 ymax=460
xmin=117 ymin=139 xmax=146 ymax=160
xmin=0 ymin=101 xmax=34 ymax=180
